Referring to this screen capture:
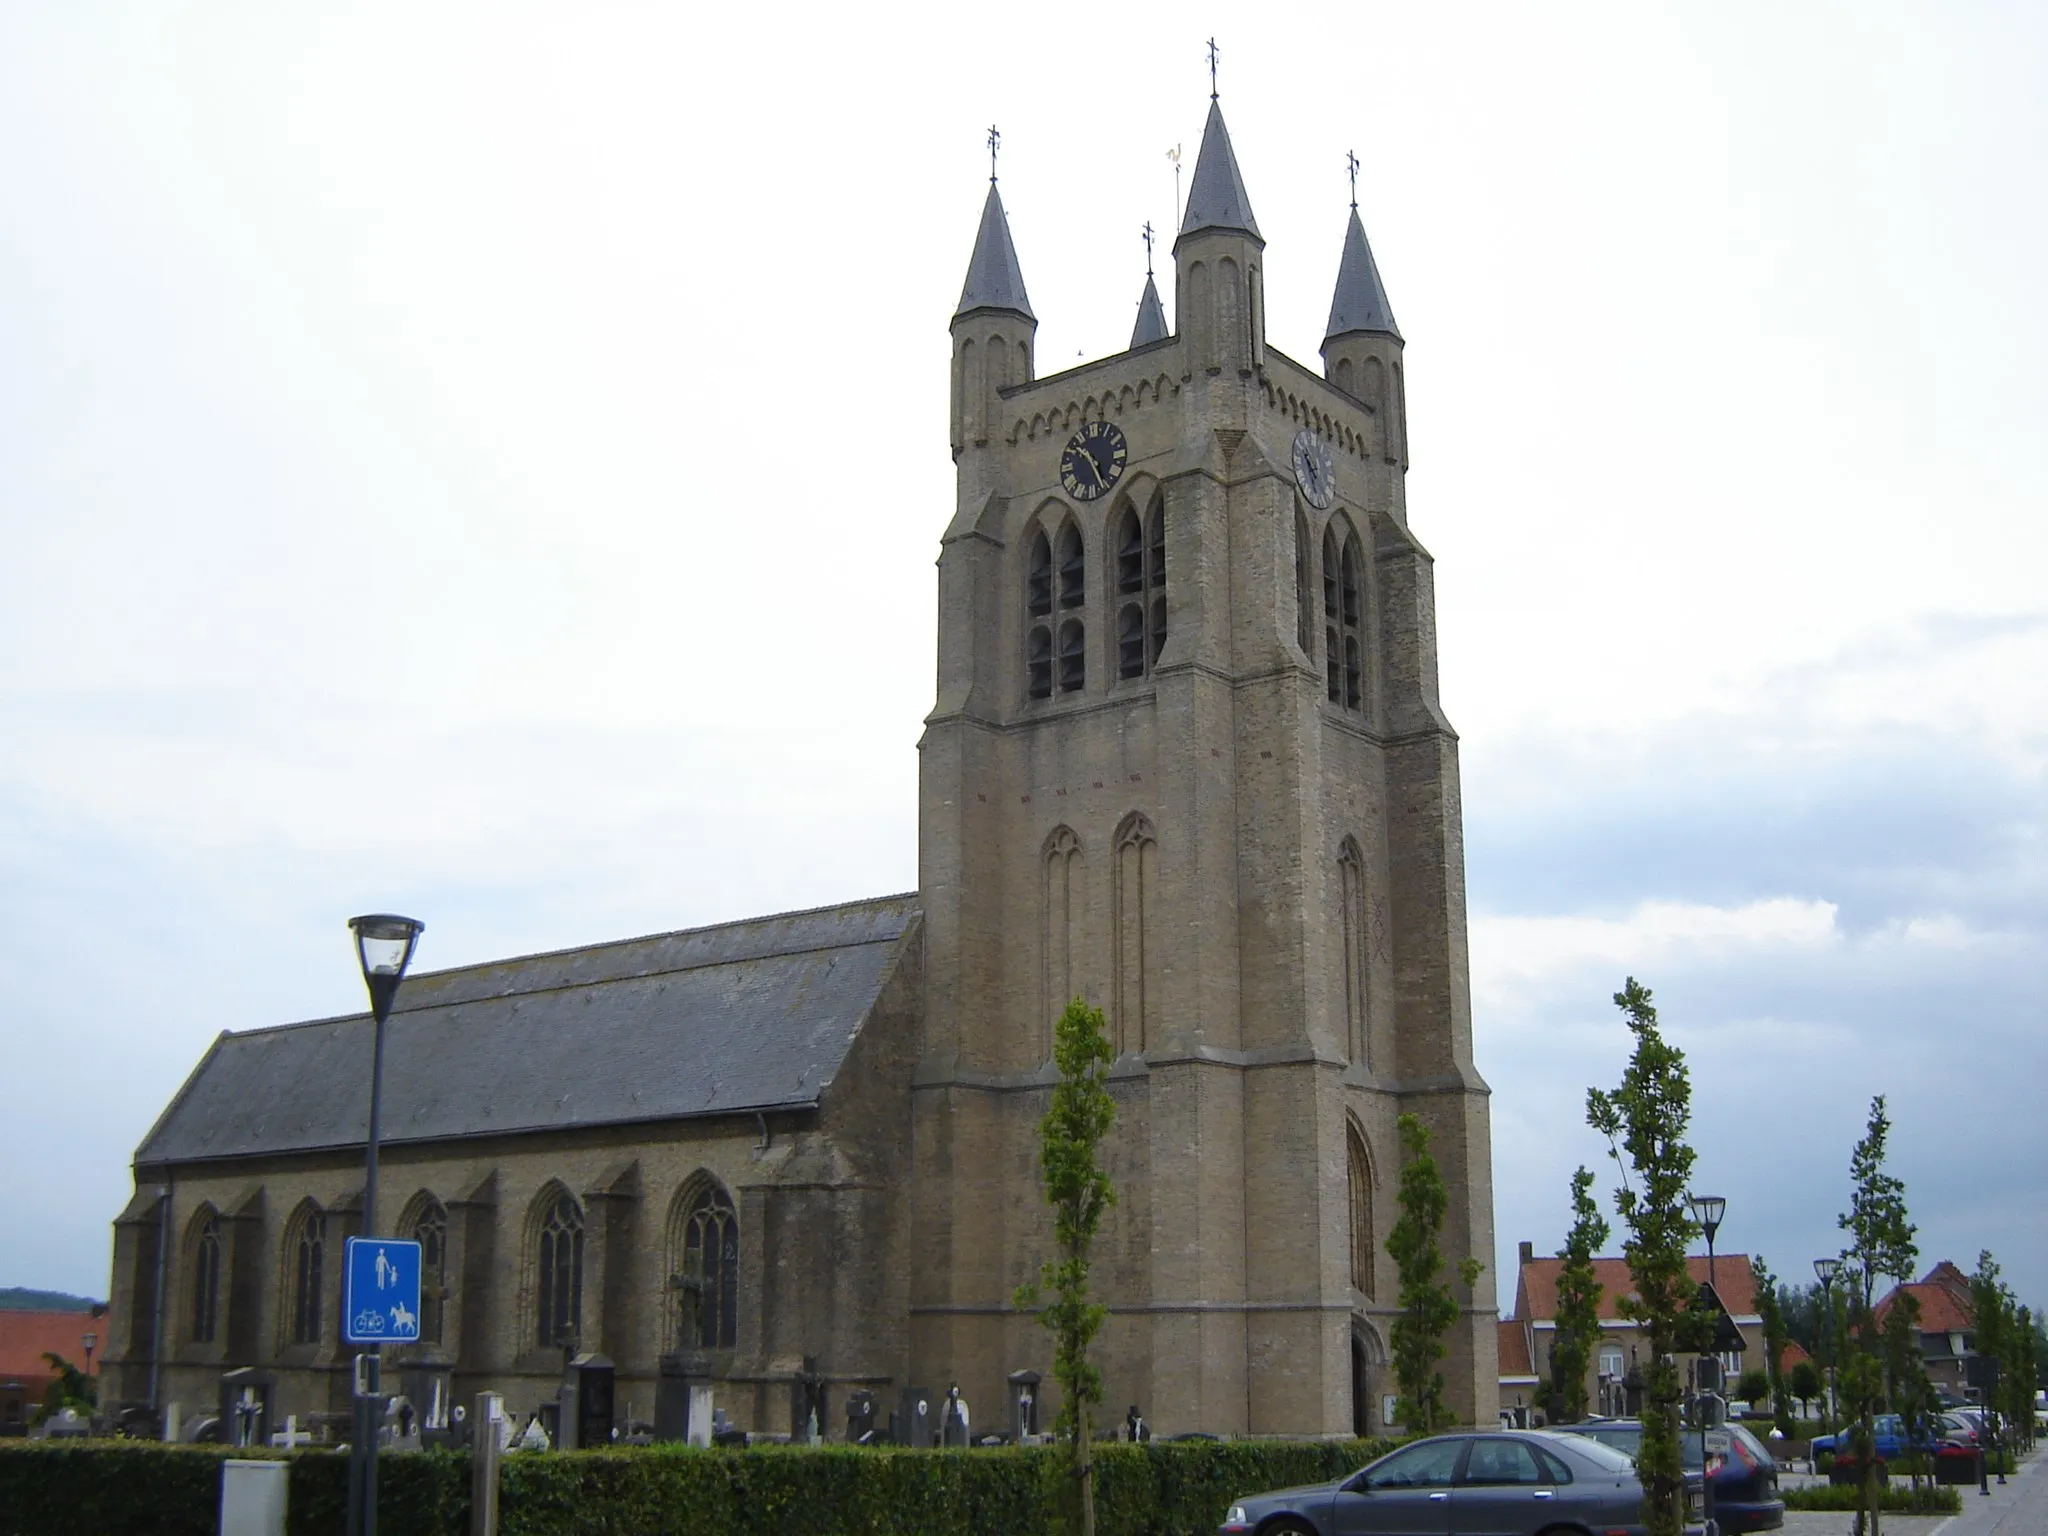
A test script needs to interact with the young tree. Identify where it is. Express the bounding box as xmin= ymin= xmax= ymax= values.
xmin=1788 ymin=1359 xmax=1823 ymax=1419
xmin=1838 ymin=1095 xmax=1917 ymax=1536
xmin=1586 ymin=978 xmax=1703 ymax=1536
xmin=1385 ymin=1112 xmax=1484 ymax=1433
xmin=1753 ymin=1254 xmax=1794 ymax=1432
xmin=30 ymin=1352 xmax=95 ymax=1427
xmin=1548 ymin=1166 xmax=1609 ymax=1423
xmin=1015 ymin=998 xmax=1117 ymax=1536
